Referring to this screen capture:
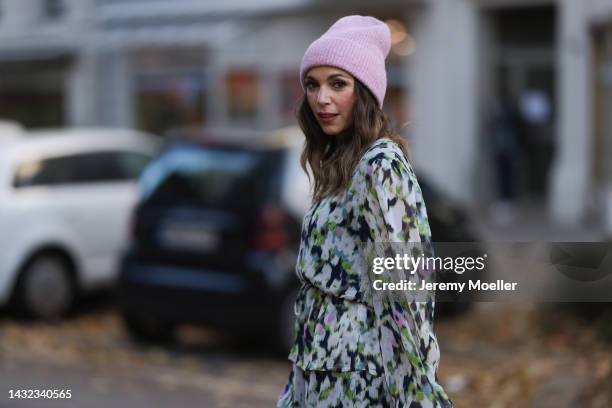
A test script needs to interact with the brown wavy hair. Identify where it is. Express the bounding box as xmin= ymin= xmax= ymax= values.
xmin=297 ymin=79 xmax=411 ymax=202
